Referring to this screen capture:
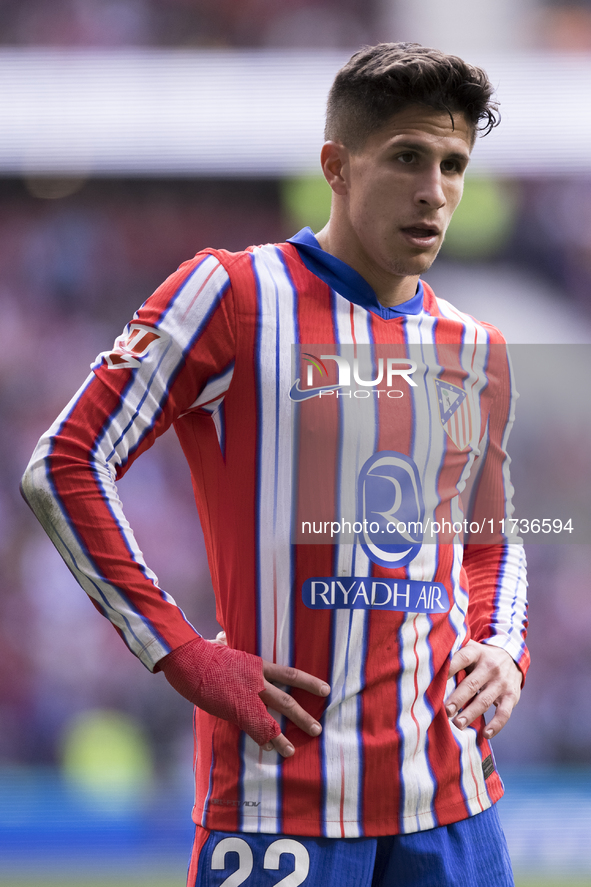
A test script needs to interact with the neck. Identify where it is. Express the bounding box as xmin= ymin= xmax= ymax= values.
xmin=315 ymin=223 xmax=419 ymax=308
